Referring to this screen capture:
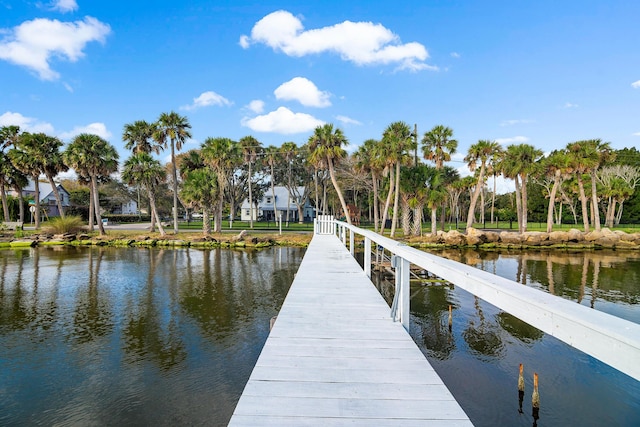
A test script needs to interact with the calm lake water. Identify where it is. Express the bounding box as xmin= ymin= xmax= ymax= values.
xmin=1 ymin=245 xmax=639 ymax=426
xmin=0 ymin=246 xmax=304 ymax=426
